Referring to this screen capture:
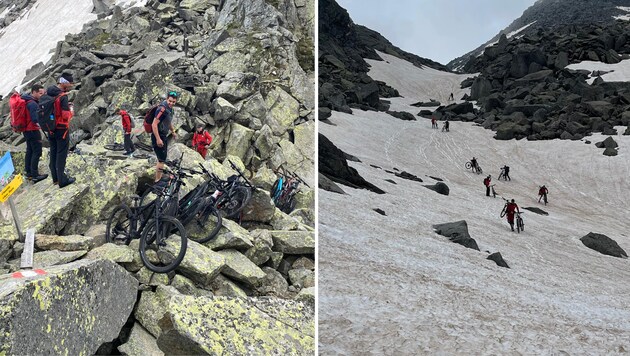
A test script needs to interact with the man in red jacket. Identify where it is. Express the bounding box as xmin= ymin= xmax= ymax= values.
xmin=118 ymin=109 xmax=136 ymax=156
xmin=192 ymin=124 xmax=212 ymax=159
xmin=505 ymin=199 xmax=520 ymax=231
xmin=46 ymin=73 xmax=75 ymax=188
xmin=538 ymin=185 xmax=548 ymax=204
